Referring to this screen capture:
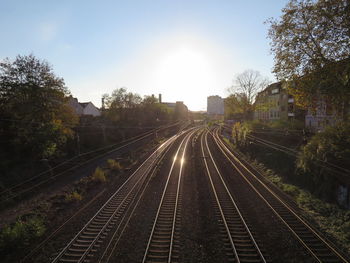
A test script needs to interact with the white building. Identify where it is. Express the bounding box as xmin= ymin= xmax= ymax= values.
xmin=79 ymin=102 xmax=101 ymax=117
xmin=207 ymin=95 xmax=224 ymax=115
xmin=68 ymin=97 xmax=101 ymax=117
